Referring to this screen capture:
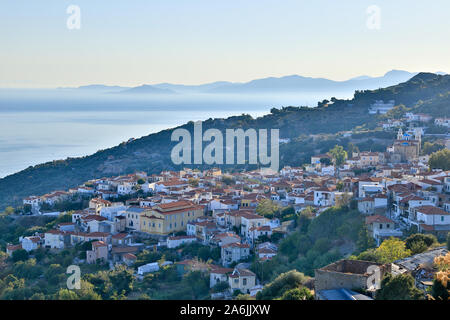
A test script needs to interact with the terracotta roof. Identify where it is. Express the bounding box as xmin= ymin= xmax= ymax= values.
xmin=415 ymin=206 xmax=449 ymax=215
xmin=92 ymin=241 xmax=107 ymax=247
xmin=222 ymin=242 xmax=250 ymax=249
xmin=112 ymin=233 xmax=129 ymax=239
xmin=7 ymin=244 xmax=22 ymax=251
xmin=210 ymin=266 xmax=233 ymax=274
xmin=229 ymin=268 xmax=256 ymax=278
xmin=123 ymin=253 xmax=137 ymax=260
xmin=365 ymin=215 xmax=394 ymax=224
